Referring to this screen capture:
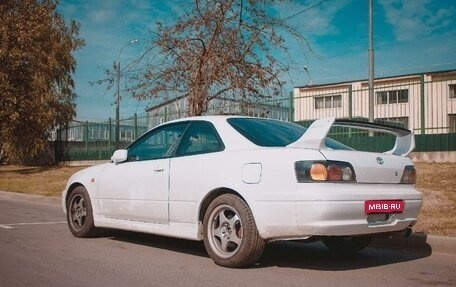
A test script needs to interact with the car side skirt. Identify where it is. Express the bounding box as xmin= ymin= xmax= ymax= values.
xmin=93 ymin=215 xmax=203 ymax=241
